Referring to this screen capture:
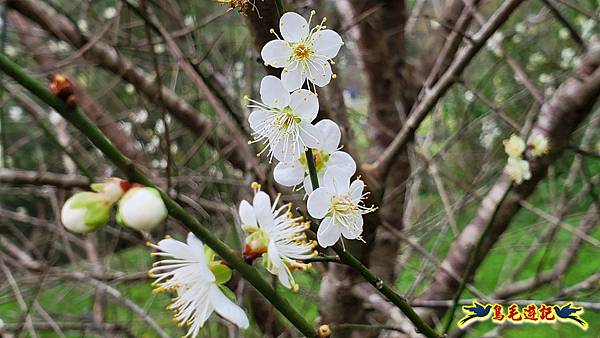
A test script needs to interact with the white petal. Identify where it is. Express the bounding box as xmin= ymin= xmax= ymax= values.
xmin=313 ymin=29 xmax=343 ymax=59
xmin=298 ymin=121 xmax=322 ymax=149
xmin=238 ymin=200 xmax=257 ymax=227
xmin=281 ymin=66 xmax=305 ymax=92
xmin=260 ymin=40 xmax=292 ymax=68
xmin=279 ymin=12 xmax=309 ymax=43
xmin=157 ymin=238 xmax=194 ymax=260
xmin=274 ymin=161 xmax=305 ymax=186
xmin=307 ymin=187 xmax=331 ymax=219
xmin=268 ymin=240 xmax=292 ymax=289
xmin=248 ymin=110 xmax=271 ymax=135
xmin=315 ymin=119 xmax=341 ymax=153
xmin=317 ymin=217 xmax=341 ymax=247
xmin=260 ymin=76 xmax=290 ymax=109
xmin=340 ymin=215 xmax=363 ymax=239
xmin=209 ymin=284 xmax=250 ymax=329
xmin=322 ymin=168 xmax=351 ymax=194
xmin=349 ymin=179 xmax=365 ymax=203
xmin=186 ymin=234 xmax=216 ymax=282
xmin=290 ymin=89 xmax=318 ymax=121
xmin=272 ymin=137 xmax=301 ymax=163
xmin=328 ymin=151 xmax=356 ymax=176
xmin=307 ymin=58 xmax=332 ymax=87
xmin=303 ymin=175 xmax=314 ymax=195
xmin=253 ymin=191 xmax=274 ymax=231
